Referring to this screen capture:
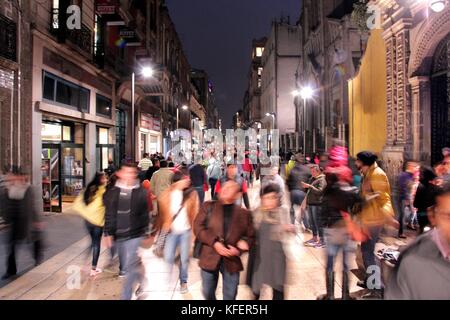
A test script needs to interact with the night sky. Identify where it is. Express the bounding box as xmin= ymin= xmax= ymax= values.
xmin=165 ymin=0 xmax=302 ymax=128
